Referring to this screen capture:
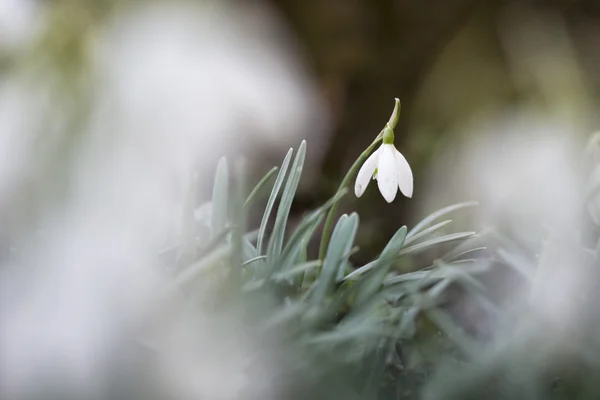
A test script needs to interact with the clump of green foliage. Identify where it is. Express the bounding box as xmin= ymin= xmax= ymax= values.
xmin=160 ymin=139 xmax=484 ymax=399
